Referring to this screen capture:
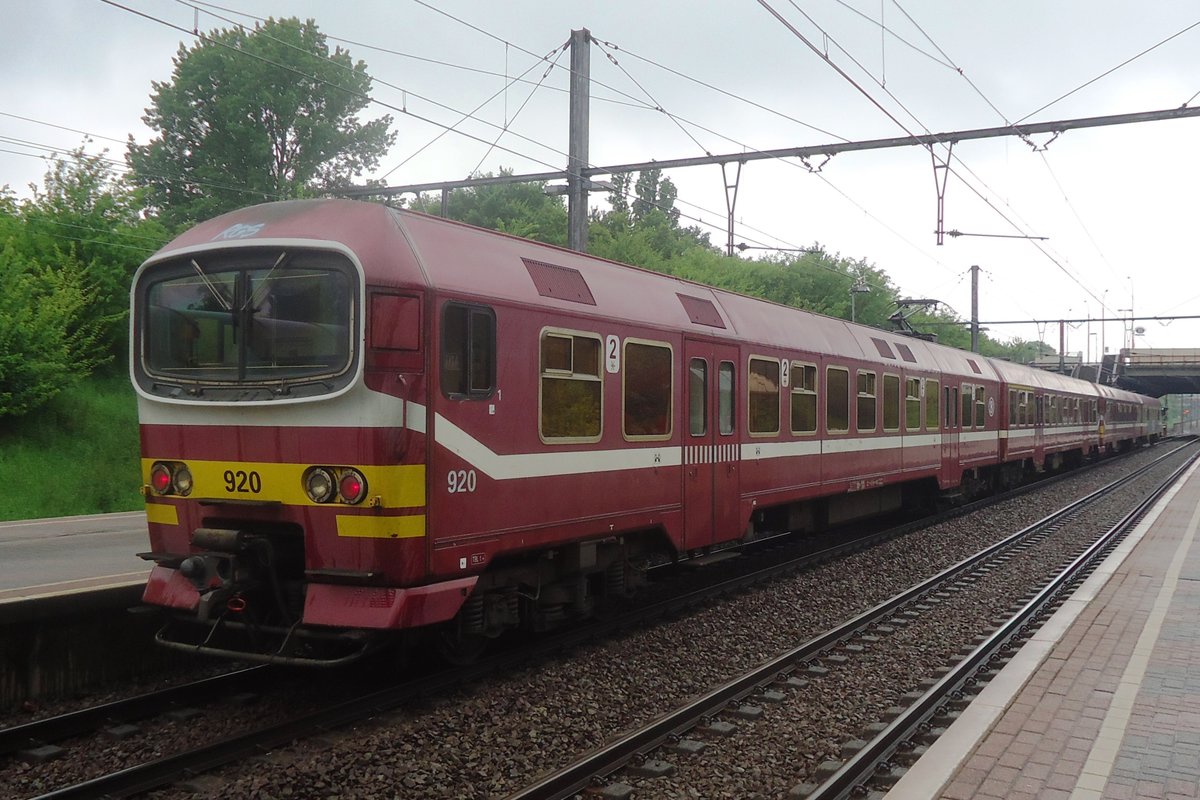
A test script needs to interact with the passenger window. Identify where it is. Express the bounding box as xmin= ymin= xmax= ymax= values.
xmin=926 ymin=379 xmax=940 ymax=431
xmin=689 ymin=358 xmax=708 ymax=436
xmin=540 ymin=330 xmax=602 ymax=441
xmin=790 ymin=362 xmax=818 ymax=435
xmin=883 ymin=374 xmax=900 ymax=432
xmin=827 ymin=367 xmax=849 ymax=433
xmin=857 ymin=371 xmax=877 ymax=432
xmin=906 ymin=378 xmax=922 ymax=431
xmin=441 ymin=303 xmax=495 ymax=398
xmin=974 ymin=386 xmax=986 ymax=428
xmin=623 ymin=341 xmax=672 ymax=439
xmin=749 ymin=356 xmax=780 ymax=435
xmin=961 ymin=384 xmax=973 ymax=430
xmin=718 ymin=362 xmax=735 ymax=435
